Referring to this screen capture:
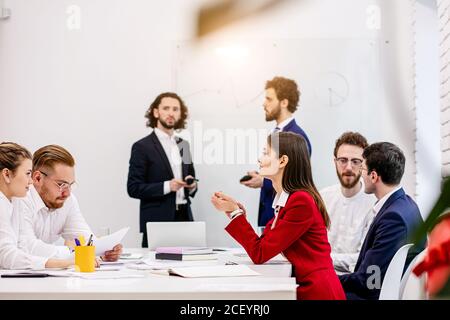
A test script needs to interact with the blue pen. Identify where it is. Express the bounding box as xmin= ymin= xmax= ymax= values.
xmin=74 ymin=238 xmax=81 ymax=246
